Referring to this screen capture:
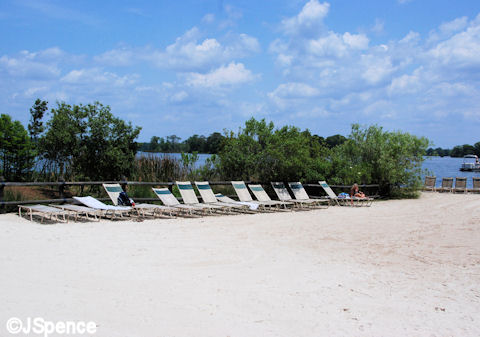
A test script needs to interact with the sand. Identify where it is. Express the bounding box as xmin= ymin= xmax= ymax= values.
xmin=1 ymin=192 xmax=480 ymax=337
